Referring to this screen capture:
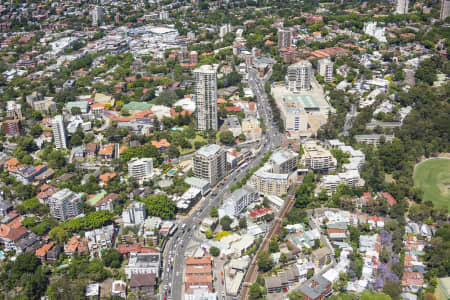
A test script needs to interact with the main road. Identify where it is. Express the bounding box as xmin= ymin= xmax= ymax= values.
xmin=161 ymin=66 xmax=281 ymax=300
